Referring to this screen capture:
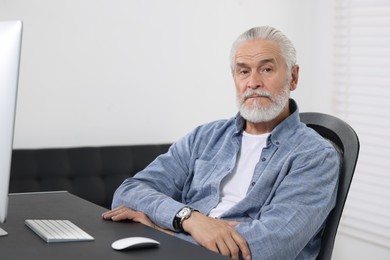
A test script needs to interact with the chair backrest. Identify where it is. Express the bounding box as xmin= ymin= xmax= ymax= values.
xmin=299 ymin=112 xmax=360 ymax=260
